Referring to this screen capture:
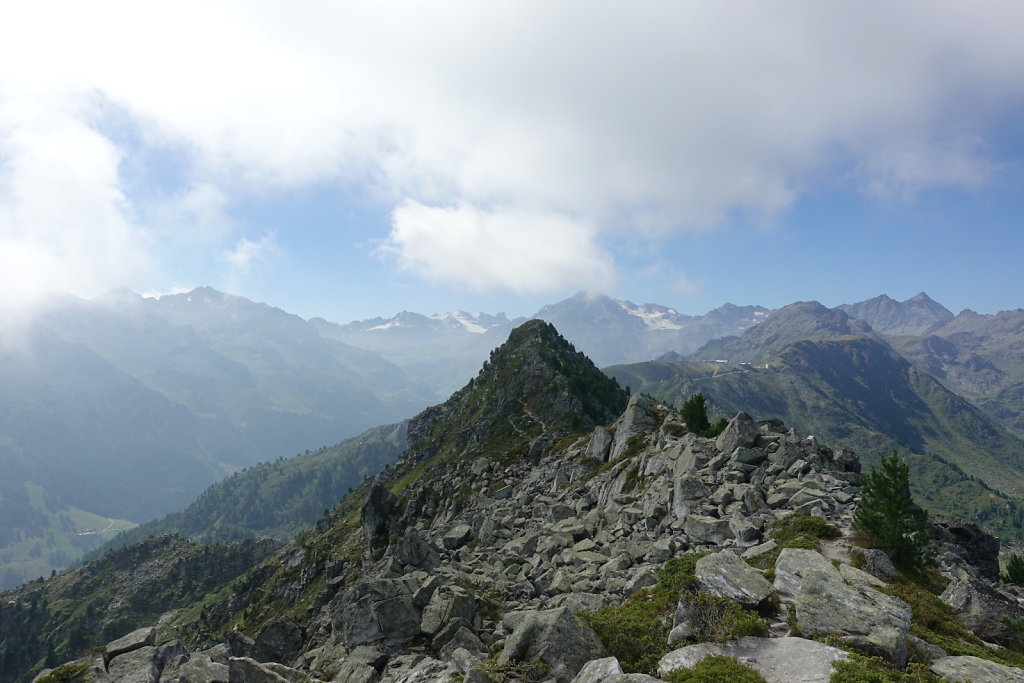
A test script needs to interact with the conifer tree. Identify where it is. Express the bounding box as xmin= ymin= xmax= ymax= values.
xmin=853 ymin=450 xmax=932 ymax=569
xmin=681 ymin=393 xmax=711 ymax=434
xmin=1003 ymin=555 xmax=1024 ymax=585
